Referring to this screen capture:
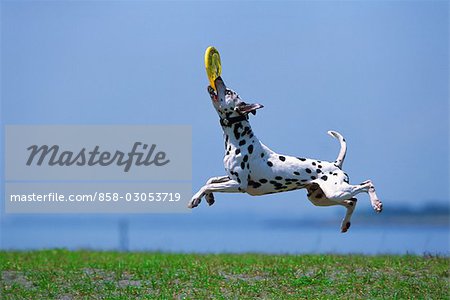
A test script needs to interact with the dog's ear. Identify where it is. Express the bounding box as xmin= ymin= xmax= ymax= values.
xmin=235 ymin=102 xmax=264 ymax=115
